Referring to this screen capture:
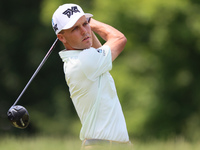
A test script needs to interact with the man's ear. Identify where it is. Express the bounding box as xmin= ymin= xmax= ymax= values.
xmin=57 ymin=33 xmax=67 ymax=44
